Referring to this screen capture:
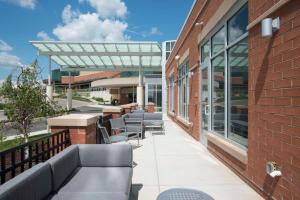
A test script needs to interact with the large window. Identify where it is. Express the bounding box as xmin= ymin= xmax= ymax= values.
xmin=200 ymin=2 xmax=248 ymax=147
xmin=178 ymin=59 xmax=189 ymax=120
xmin=169 ymin=75 xmax=175 ymax=112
